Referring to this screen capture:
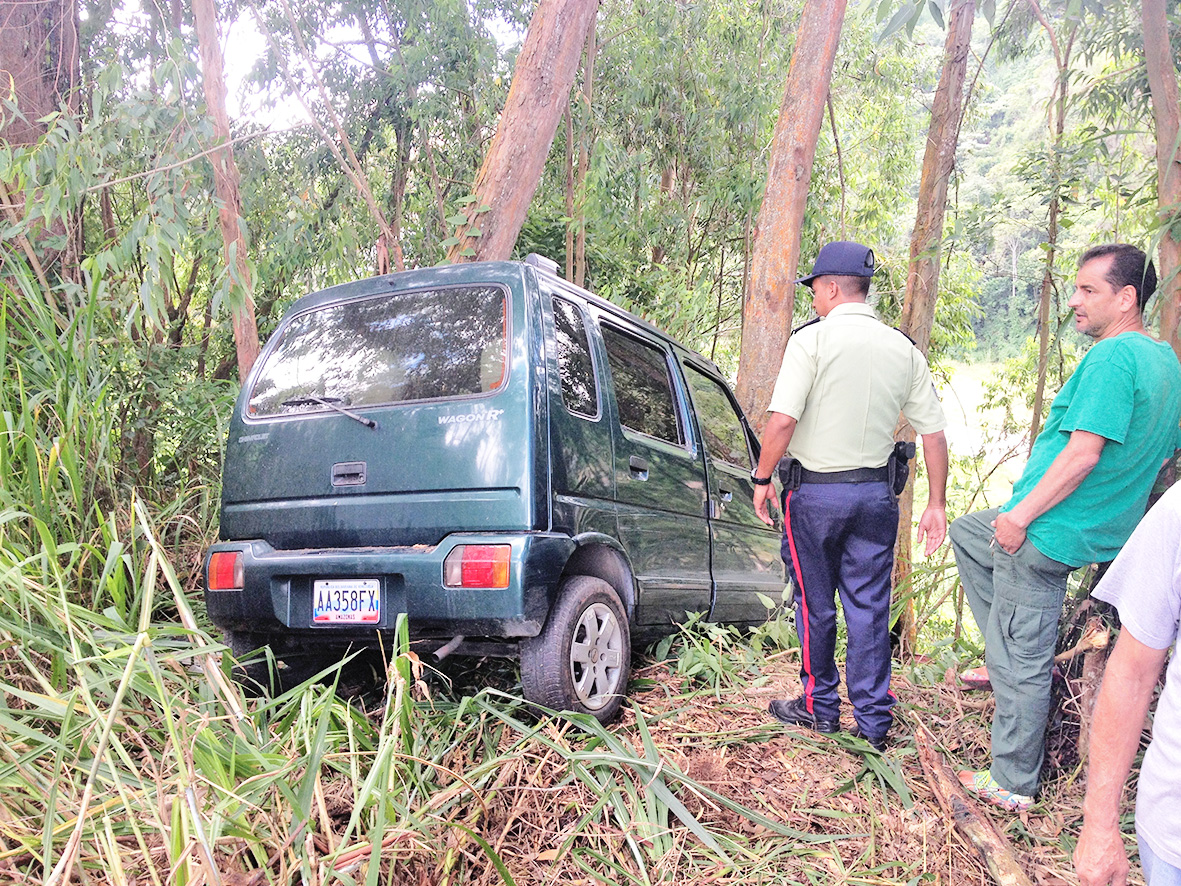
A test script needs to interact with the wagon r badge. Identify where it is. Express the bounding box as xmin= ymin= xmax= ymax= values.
xmin=438 ymin=408 xmax=505 ymax=425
